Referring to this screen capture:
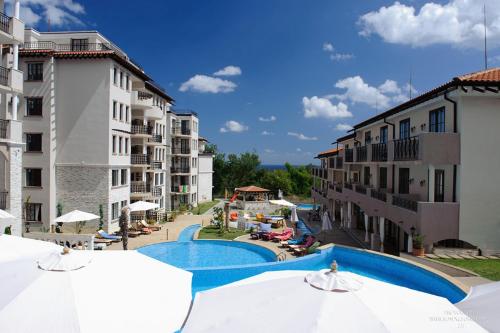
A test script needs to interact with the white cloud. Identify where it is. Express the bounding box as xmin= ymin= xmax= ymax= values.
xmin=288 ymin=132 xmax=318 ymax=141
xmin=302 ymin=96 xmax=352 ymax=119
xmin=378 ymin=80 xmax=401 ymax=94
xmin=213 ymin=65 xmax=242 ymax=76
xmin=258 ymin=115 xmax=277 ymax=122
xmin=359 ymin=0 xmax=500 ymax=49
xmin=335 ymin=123 xmax=353 ymax=131
xmin=220 ymin=120 xmax=248 ymax=133
xmin=261 ymin=131 xmax=274 ymax=136
xmin=180 ymin=75 xmax=237 ymax=93
xmin=264 ymin=149 xmax=274 ymax=153
xmin=296 ymin=148 xmax=302 ymax=152
xmin=8 ymin=0 xmax=85 ymax=27
xmin=322 ymin=42 xmax=334 ymax=52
